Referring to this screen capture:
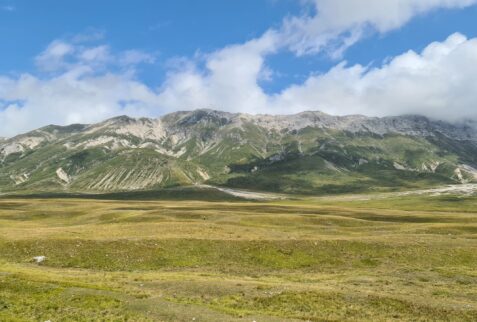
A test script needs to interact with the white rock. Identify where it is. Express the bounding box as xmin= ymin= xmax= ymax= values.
xmin=454 ymin=168 xmax=465 ymax=182
xmin=358 ymin=158 xmax=369 ymax=166
xmin=33 ymin=256 xmax=46 ymax=263
xmin=393 ymin=162 xmax=407 ymax=171
xmin=197 ymin=168 xmax=210 ymax=180
xmin=56 ymin=168 xmax=70 ymax=184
